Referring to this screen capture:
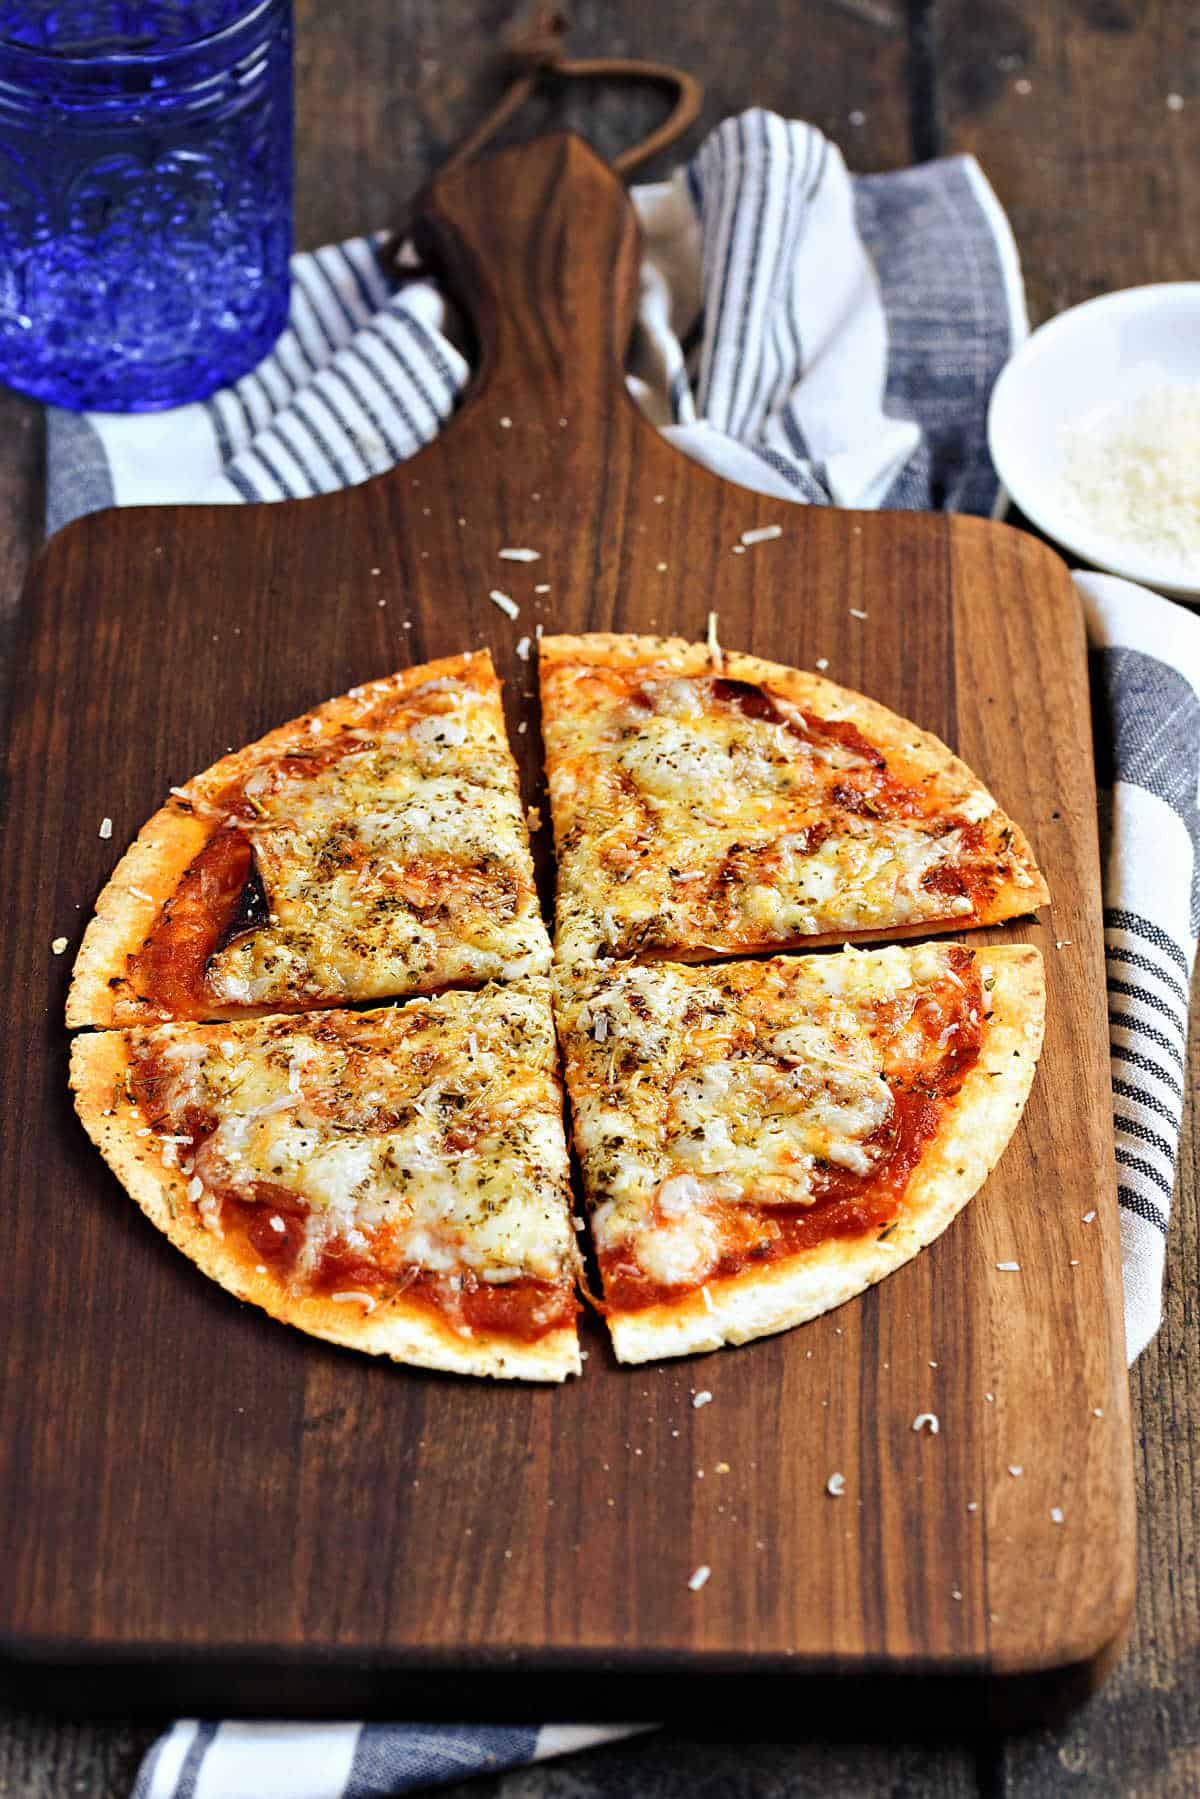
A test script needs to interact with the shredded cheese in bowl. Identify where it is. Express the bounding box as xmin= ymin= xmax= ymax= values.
xmin=1059 ymin=383 xmax=1200 ymax=571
